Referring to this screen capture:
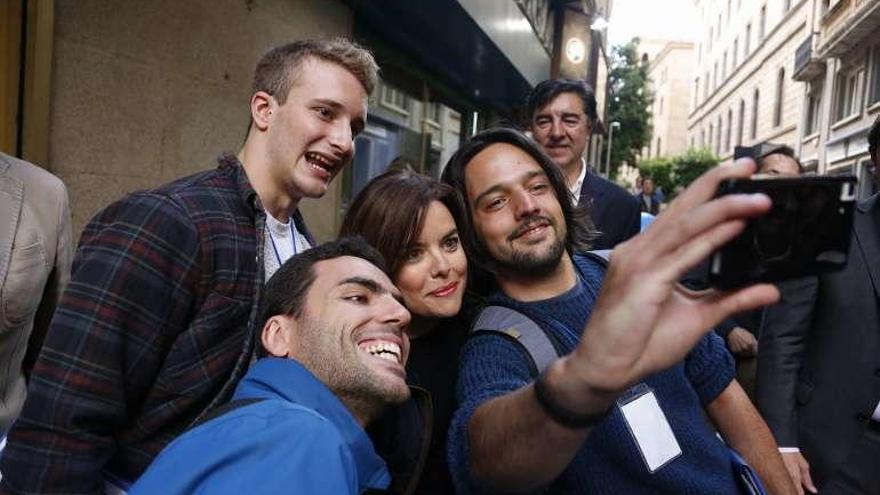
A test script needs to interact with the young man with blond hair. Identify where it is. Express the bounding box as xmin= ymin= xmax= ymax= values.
xmin=0 ymin=38 xmax=377 ymax=494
